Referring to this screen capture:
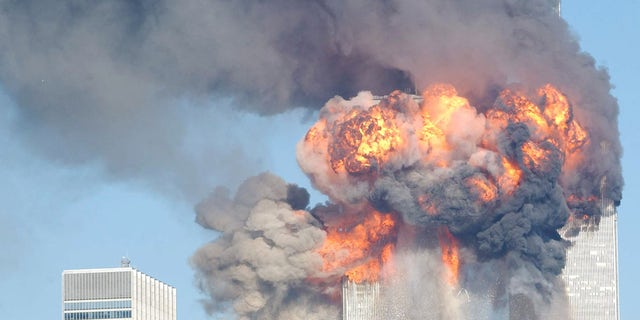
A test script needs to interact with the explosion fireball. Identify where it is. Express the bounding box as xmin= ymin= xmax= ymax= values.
xmin=299 ymin=83 xmax=590 ymax=285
